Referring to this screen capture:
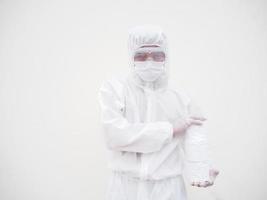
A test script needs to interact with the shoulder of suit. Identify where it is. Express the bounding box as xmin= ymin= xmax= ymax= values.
xmin=99 ymin=74 xmax=128 ymax=98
